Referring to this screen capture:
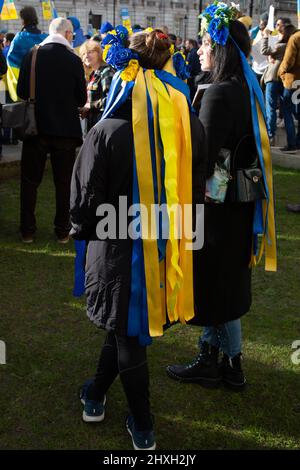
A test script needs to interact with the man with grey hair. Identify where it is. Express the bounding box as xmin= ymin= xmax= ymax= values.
xmin=17 ymin=17 xmax=87 ymax=244
xmin=48 ymin=17 xmax=74 ymax=42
